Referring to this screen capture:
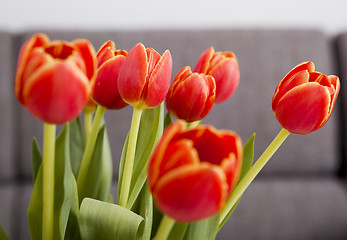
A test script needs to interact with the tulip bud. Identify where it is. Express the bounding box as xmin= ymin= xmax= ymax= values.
xmin=92 ymin=40 xmax=128 ymax=109
xmin=272 ymin=61 xmax=340 ymax=135
xmin=148 ymin=121 xmax=243 ymax=222
xmin=118 ymin=43 xmax=172 ymax=109
xmin=166 ymin=66 xmax=216 ymax=122
xmin=15 ymin=33 xmax=96 ymax=124
xmin=194 ymin=47 xmax=240 ymax=103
